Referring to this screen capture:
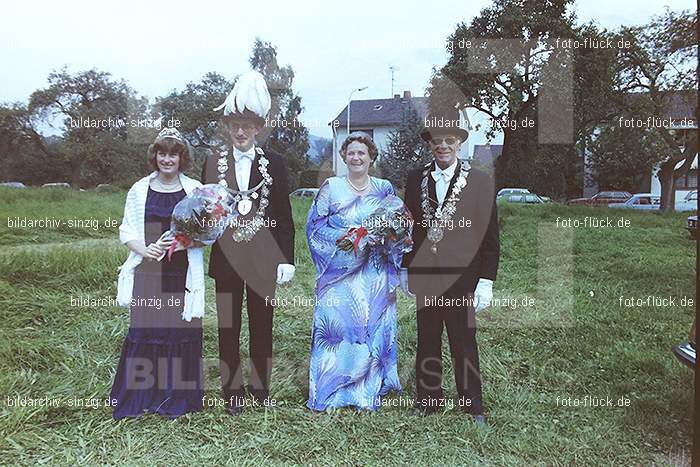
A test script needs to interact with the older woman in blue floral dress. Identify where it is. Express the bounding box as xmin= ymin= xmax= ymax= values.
xmin=306 ymin=132 xmax=412 ymax=411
